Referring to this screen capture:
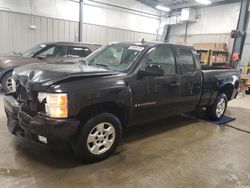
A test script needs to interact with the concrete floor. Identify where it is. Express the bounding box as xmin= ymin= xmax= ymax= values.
xmin=0 ymin=94 xmax=250 ymax=188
